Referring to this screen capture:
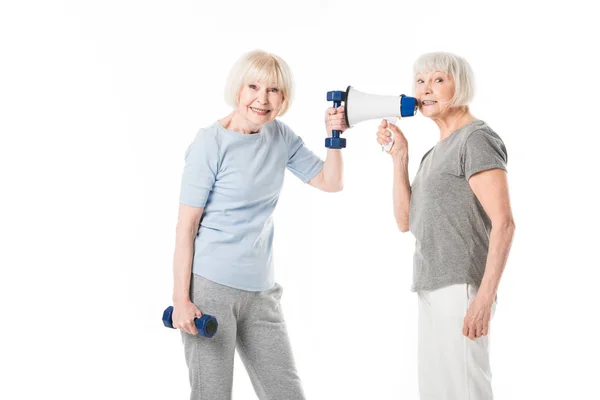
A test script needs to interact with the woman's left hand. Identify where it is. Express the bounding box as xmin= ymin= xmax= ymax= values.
xmin=325 ymin=106 xmax=348 ymax=137
xmin=463 ymin=295 xmax=494 ymax=340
